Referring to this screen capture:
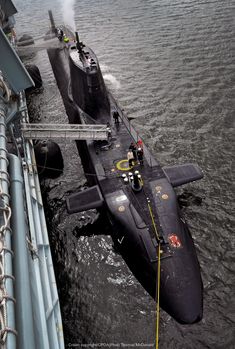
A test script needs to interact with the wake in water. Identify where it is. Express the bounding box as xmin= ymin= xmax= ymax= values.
xmin=103 ymin=73 xmax=121 ymax=89
xmin=61 ymin=0 xmax=76 ymax=31
xmin=100 ymin=64 xmax=110 ymax=73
